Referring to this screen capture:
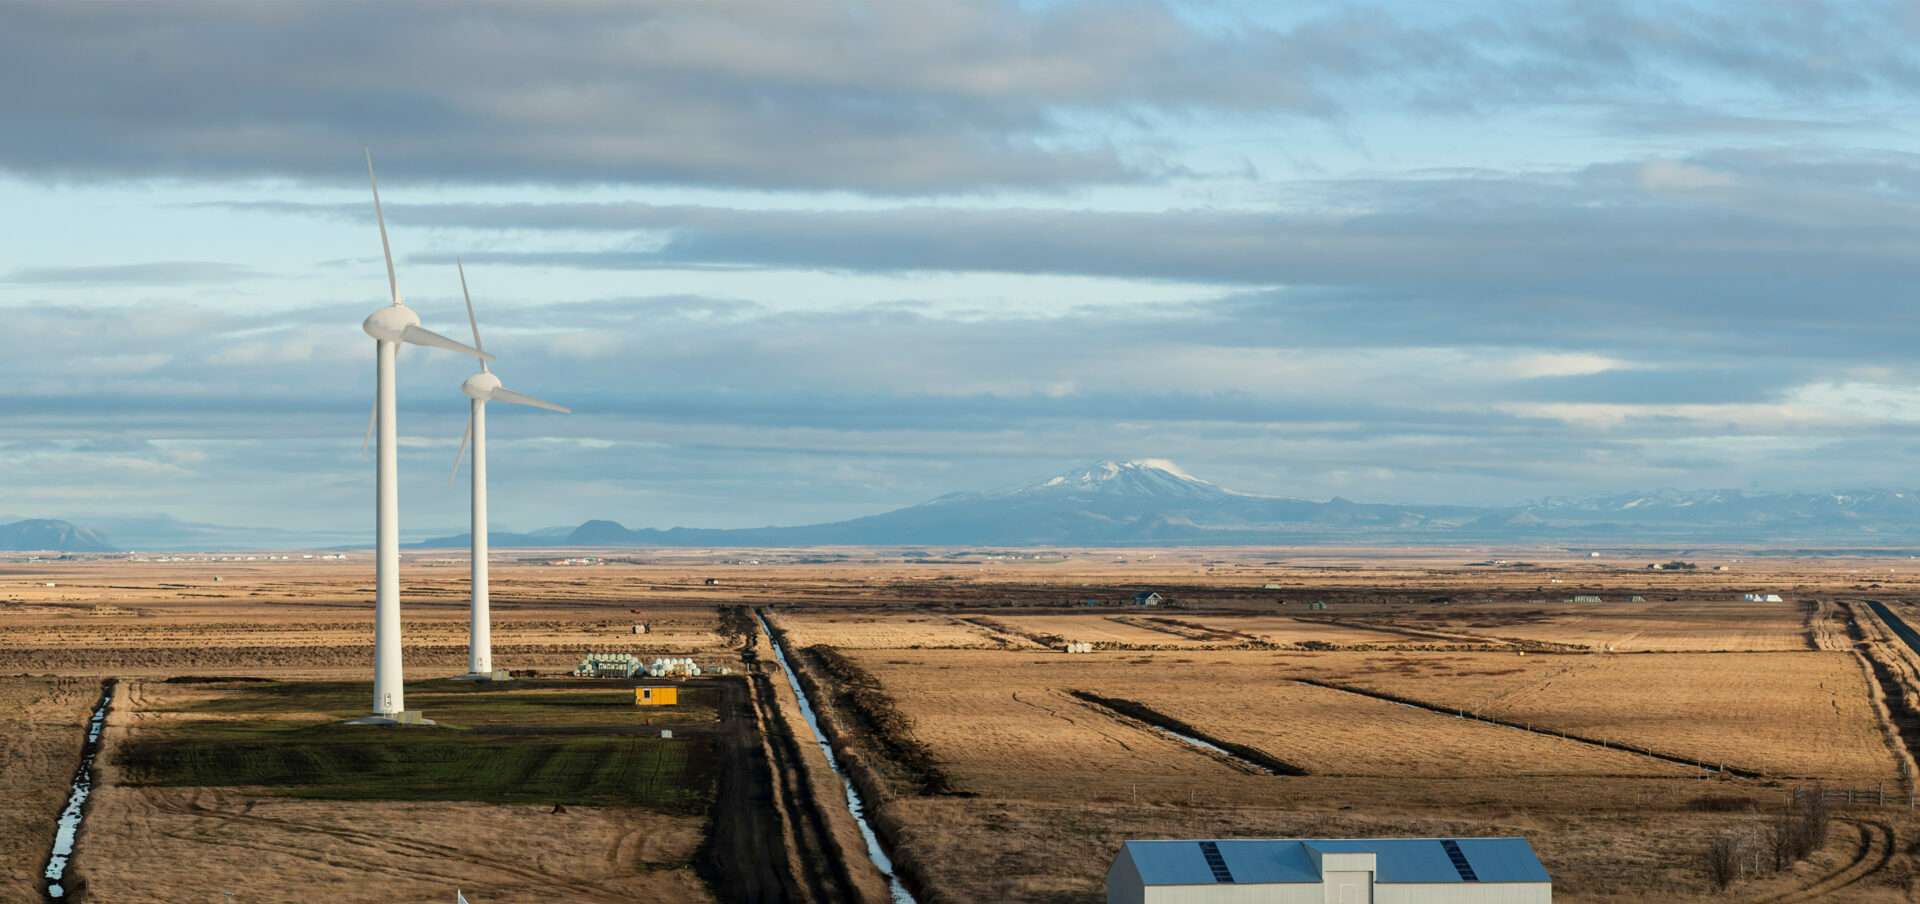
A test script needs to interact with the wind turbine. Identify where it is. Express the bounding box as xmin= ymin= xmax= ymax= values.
xmin=447 ymin=261 xmax=569 ymax=680
xmin=353 ymin=151 xmax=493 ymax=724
